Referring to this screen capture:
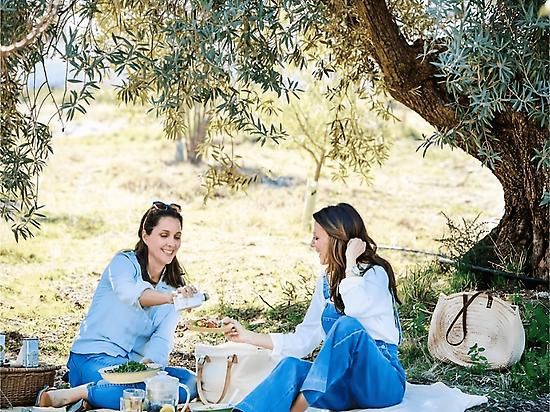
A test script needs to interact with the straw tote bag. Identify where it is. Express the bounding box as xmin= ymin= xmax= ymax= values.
xmin=195 ymin=341 xmax=278 ymax=405
xmin=428 ymin=291 xmax=525 ymax=370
